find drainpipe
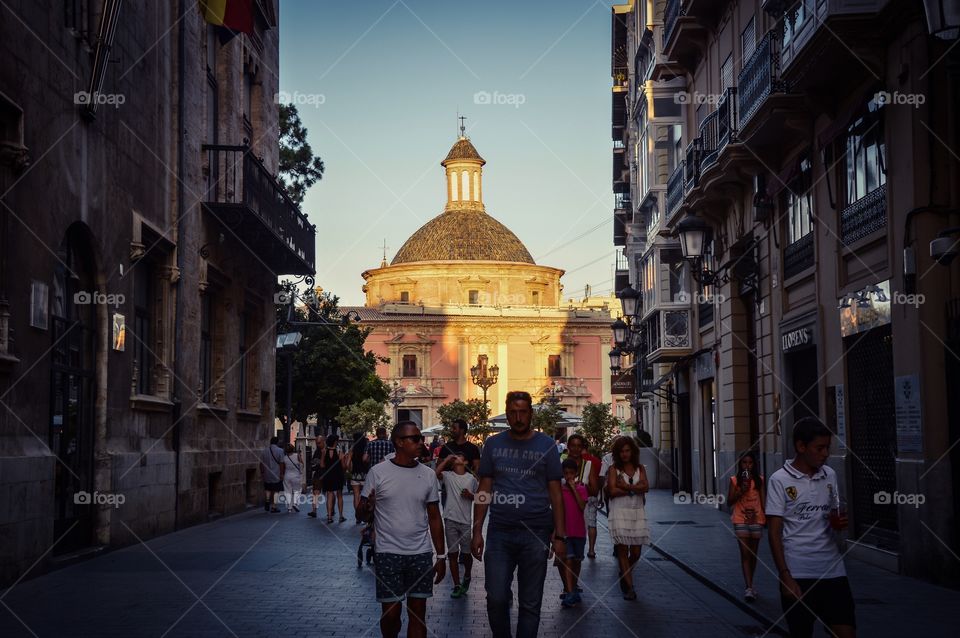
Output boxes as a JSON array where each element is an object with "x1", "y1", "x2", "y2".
[{"x1": 172, "y1": 0, "x2": 187, "y2": 530}]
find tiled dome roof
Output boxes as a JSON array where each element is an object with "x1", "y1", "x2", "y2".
[
  {"x1": 392, "y1": 209, "x2": 534, "y2": 265},
  {"x1": 443, "y1": 137, "x2": 485, "y2": 164}
]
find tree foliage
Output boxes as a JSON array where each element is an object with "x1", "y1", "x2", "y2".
[
  {"x1": 278, "y1": 103, "x2": 325, "y2": 206},
  {"x1": 337, "y1": 398, "x2": 391, "y2": 437},
  {"x1": 436, "y1": 399, "x2": 494, "y2": 441},
  {"x1": 531, "y1": 401, "x2": 564, "y2": 437},
  {"x1": 275, "y1": 284, "x2": 388, "y2": 432},
  {"x1": 578, "y1": 402, "x2": 621, "y2": 458}
]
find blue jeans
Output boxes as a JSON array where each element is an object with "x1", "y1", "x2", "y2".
[{"x1": 484, "y1": 525, "x2": 552, "y2": 638}]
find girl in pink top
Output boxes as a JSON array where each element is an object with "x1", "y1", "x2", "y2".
[
  {"x1": 558, "y1": 458, "x2": 588, "y2": 608},
  {"x1": 727, "y1": 450, "x2": 766, "y2": 602}
]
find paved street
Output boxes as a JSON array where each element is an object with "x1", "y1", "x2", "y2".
[
  {"x1": 3, "y1": 489, "x2": 957, "y2": 637},
  {"x1": 1, "y1": 491, "x2": 765, "y2": 638}
]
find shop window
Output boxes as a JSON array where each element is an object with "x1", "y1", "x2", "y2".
[
  {"x1": 402, "y1": 354, "x2": 418, "y2": 378},
  {"x1": 548, "y1": 355, "x2": 562, "y2": 378}
]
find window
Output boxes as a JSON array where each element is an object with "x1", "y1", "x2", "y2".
[
  {"x1": 548, "y1": 355, "x2": 562, "y2": 378},
  {"x1": 531, "y1": 291, "x2": 540, "y2": 306},
  {"x1": 720, "y1": 54, "x2": 734, "y2": 92},
  {"x1": 741, "y1": 17, "x2": 756, "y2": 62},
  {"x1": 845, "y1": 107, "x2": 886, "y2": 204},
  {"x1": 468, "y1": 290, "x2": 479, "y2": 305},
  {"x1": 238, "y1": 313, "x2": 248, "y2": 409},
  {"x1": 200, "y1": 294, "x2": 213, "y2": 403},
  {"x1": 402, "y1": 354, "x2": 418, "y2": 378},
  {"x1": 787, "y1": 157, "x2": 814, "y2": 243},
  {"x1": 243, "y1": 69, "x2": 254, "y2": 139},
  {"x1": 399, "y1": 291, "x2": 410, "y2": 303},
  {"x1": 133, "y1": 263, "x2": 154, "y2": 395},
  {"x1": 663, "y1": 249, "x2": 688, "y2": 302}
]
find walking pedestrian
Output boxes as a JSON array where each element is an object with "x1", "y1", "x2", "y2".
[
  {"x1": 358, "y1": 422, "x2": 445, "y2": 638},
  {"x1": 564, "y1": 434, "x2": 601, "y2": 559},
  {"x1": 606, "y1": 436, "x2": 650, "y2": 601},
  {"x1": 766, "y1": 417, "x2": 856, "y2": 638},
  {"x1": 308, "y1": 434, "x2": 326, "y2": 518},
  {"x1": 350, "y1": 432, "x2": 370, "y2": 524},
  {"x1": 282, "y1": 443, "x2": 304, "y2": 513},
  {"x1": 259, "y1": 435, "x2": 285, "y2": 513},
  {"x1": 471, "y1": 390, "x2": 565, "y2": 638},
  {"x1": 435, "y1": 454, "x2": 478, "y2": 598},
  {"x1": 368, "y1": 426, "x2": 395, "y2": 466},
  {"x1": 727, "y1": 450, "x2": 766, "y2": 601},
  {"x1": 438, "y1": 419, "x2": 481, "y2": 473},
  {"x1": 558, "y1": 458, "x2": 588, "y2": 608},
  {"x1": 321, "y1": 434, "x2": 347, "y2": 523}
]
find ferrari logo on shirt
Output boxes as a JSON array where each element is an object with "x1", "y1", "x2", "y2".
[{"x1": 785, "y1": 486, "x2": 798, "y2": 501}]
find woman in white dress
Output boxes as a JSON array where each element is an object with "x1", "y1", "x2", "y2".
[
  {"x1": 282, "y1": 444, "x2": 304, "y2": 513},
  {"x1": 606, "y1": 436, "x2": 650, "y2": 600}
]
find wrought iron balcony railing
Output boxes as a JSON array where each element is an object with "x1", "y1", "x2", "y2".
[
  {"x1": 666, "y1": 159, "x2": 685, "y2": 222},
  {"x1": 737, "y1": 31, "x2": 785, "y2": 130},
  {"x1": 684, "y1": 140, "x2": 701, "y2": 193},
  {"x1": 783, "y1": 232, "x2": 815, "y2": 279},
  {"x1": 202, "y1": 144, "x2": 316, "y2": 275},
  {"x1": 840, "y1": 186, "x2": 886, "y2": 246}
]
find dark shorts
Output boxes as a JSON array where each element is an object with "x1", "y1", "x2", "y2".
[
  {"x1": 263, "y1": 481, "x2": 282, "y2": 492},
  {"x1": 565, "y1": 537, "x2": 586, "y2": 560},
  {"x1": 374, "y1": 552, "x2": 435, "y2": 603},
  {"x1": 780, "y1": 576, "x2": 856, "y2": 637}
]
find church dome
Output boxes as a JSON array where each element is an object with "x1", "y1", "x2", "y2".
[
  {"x1": 443, "y1": 137, "x2": 485, "y2": 165},
  {"x1": 391, "y1": 208, "x2": 535, "y2": 265}
]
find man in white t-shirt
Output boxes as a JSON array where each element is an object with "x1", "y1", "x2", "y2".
[
  {"x1": 435, "y1": 453, "x2": 478, "y2": 598},
  {"x1": 766, "y1": 417, "x2": 855, "y2": 638},
  {"x1": 359, "y1": 422, "x2": 445, "y2": 638}
]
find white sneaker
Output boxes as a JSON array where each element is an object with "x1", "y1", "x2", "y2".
[{"x1": 744, "y1": 587, "x2": 757, "y2": 602}]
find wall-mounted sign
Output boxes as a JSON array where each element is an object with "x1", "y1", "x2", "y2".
[
  {"x1": 781, "y1": 326, "x2": 815, "y2": 353},
  {"x1": 611, "y1": 369, "x2": 635, "y2": 396},
  {"x1": 894, "y1": 374, "x2": 923, "y2": 454},
  {"x1": 840, "y1": 280, "x2": 892, "y2": 337}
]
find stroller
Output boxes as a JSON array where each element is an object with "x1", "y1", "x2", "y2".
[{"x1": 357, "y1": 522, "x2": 375, "y2": 568}]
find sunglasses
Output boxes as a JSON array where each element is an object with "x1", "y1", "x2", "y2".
[{"x1": 397, "y1": 434, "x2": 423, "y2": 443}]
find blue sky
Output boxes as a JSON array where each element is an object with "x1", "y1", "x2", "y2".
[{"x1": 279, "y1": 0, "x2": 617, "y2": 305}]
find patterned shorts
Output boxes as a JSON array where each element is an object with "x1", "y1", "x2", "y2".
[
  {"x1": 584, "y1": 496, "x2": 598, "y2": 527},
  {"x1": 374, "y1": 552, "x2": 435, "y2": 602}
]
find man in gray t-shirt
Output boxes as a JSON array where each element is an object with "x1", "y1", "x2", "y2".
[
  {"x1": 259, "y1": 436, "x2": 285, "y2": 513},
  {"x1": 471, "y1": 391, "x2": 565, "y2": 638}
]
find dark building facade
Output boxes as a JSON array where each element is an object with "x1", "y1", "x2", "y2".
[{"x1": 0, "y1": 0, "x2": 315, "y2": 585}]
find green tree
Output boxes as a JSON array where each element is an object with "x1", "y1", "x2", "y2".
[
  {"x1": 531, "y1": 401, "x2": 564, "y2": 437},
  {"x1": 275, "y1": 284, "x2": 388, "y2": 433},
  {"x1": 279, "y1": 103, "x2": 325, "y2": 206},
  {"x1": 579, "y1": 402, "x2": 621, "y2": 458},
  {"x1": 337, "y1": 398, "x2": 391, "y2": 437},
  {"x1": 436, "y1": 399, "x2": 494, "y2": 441}
]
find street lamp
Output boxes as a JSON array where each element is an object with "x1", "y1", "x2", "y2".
[
  {"x1": 388, "y1": 380, "x2": 406, "y2": 425},
  {"x1": 677, "y1": 212, "x2": 759, "y2": 288},
  {"x1": 276, "y1": 331, "x2": 302, "y2": 445},
  {"x1": 470, "y1": 354, "x2": 499, "y2": 406},
  {"x1": 611, "y1": 285, "x2": 649, "y2": 434}
]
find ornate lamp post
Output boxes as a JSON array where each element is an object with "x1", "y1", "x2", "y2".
[
  {"x1": 610, "y1": 286, "x2": 646, "y2": 433},
  {"x1": 389, "y1": 380, "x2": 406, "y2": 424},
  {"x1": 470, "y1": 354, "x2": 499, "y2": 406}
]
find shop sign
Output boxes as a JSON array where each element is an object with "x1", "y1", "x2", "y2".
[{"x1": 781, "y1": 326, "x2": 814, "y2": 353}]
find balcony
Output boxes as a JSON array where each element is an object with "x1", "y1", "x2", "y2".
[
  {"x1": 663, "y1": 0, "x2": 708, "y2": 69},
  {"x1": 202, "y1": 144, "x2": 316, "y2": 275},
  {"x1": 666, "y1": 159, "x2": 685, "y2": 222},
  {"x1": 614, "y1": 212, "x2": 628, "y2": 246},
  {"x1": 612, "y1": 76, "x2": 628, "y2": 140},
  {"x1": 840, "y1": 186, "x2": 886, "y2": 246},
  {"x1": 615, "y1": 249, "x2": 630, "y2": 292},
  {"x1": 644, "y1": 307, "x2": 693, "y2": 363},
  {"x1": 683, "y1": 141, "x2": 701, "y2": 193},
  {"x1": 783, "y1": 232, "x2": 815, "y2": 279},
  {"x1": 737, "y1": 31, "x2": 786, "y2": 134}
]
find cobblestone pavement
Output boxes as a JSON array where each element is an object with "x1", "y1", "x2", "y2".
[
  {"x1": 643, "y1": 490, "x2": 960, "y2": 638},
  {"x1": 0, "y1": 492, "x2": 773, "y2": 638}
]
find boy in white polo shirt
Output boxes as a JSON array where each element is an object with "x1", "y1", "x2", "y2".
[{"x1": 766, "y1": 417, "x2": 856, "y2": 638}]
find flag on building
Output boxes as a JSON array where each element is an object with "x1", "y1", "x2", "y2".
[{"x1": 201, "y1": 0, "x2": 253, "y2": 35}]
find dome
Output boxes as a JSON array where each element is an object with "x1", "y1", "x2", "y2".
[
  {"x1": 392, "y1": 209, "x2": 534, "y2": 265},
  {"x1": 443, "y1": 137, "x2": 485, "y2": 165}
]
